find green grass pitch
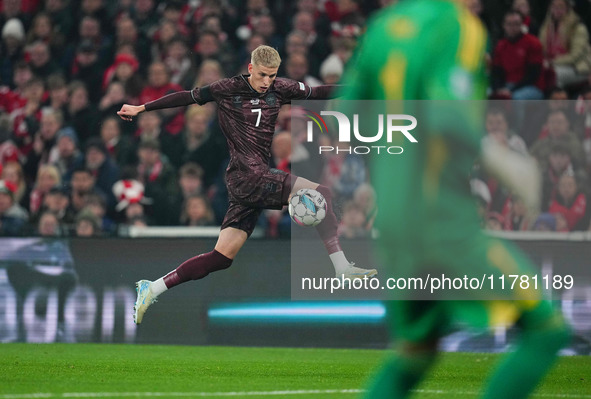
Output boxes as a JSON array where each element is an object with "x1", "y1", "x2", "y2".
[{"x1": 0, "y1": 344, "x2": 589, "y2": 398}]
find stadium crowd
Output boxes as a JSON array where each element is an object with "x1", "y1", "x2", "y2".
[{"x1": 0, "y1": 0, "x2": 591, "y2": 237}]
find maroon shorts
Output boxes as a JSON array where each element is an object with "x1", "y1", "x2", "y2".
[{"x1": 221, "y1": 168, "x2": 291, "y2": 236}]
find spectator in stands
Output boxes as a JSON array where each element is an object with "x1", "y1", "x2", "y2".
[
  {"x1": 0, "y1": 179, "x2": 28, "y2": 236},
  {"x1": 131, "y1": 0, "x2": 159, "y2": 38},
  {"x1": 181, "y1": 194, "x2": 216, "y2": 226},
  {"x1": 539, "y1": 142, "x2": 585, "y2": 211},
  {"x1": 26, "y1": 12, "x2": 65, "y2": 59},
  {"x1": 46, "y1": 74, "x2": 68, "y2": 112},
  {"x1": 531, "y1": 109, "x2": 586, "y2": 168},
  {"x1": 81, "y1": 138, "x2": 120, "y2": 210},
  {"x1": 291, "y1": 11, "x2": 328, "y2": 76},
  {"x1": 29, "y1": 164, "x2": 61, "y2": 216},
  {"x1": 0, "y1": 112, "x2": 19, "y2": 166},
  {"x1": 70, "y1": 40, "x2": 103, "y2": 105},
  {"x1": 36, "y1": 210, "x2": 63, "y2": 236},
  {"x1": 199, "y1": 14, "x2": 229, "y2": 50},
  {"x1": 136, "y1": 110, "x2": 183, "y2": 169},
  {"x1": 162, "y1": 37, "x2": 196, "y2": 90},
  {"x1": 136, "y1": 139, "x2": 178, "y2": 225},
  {"x1": 170, "y1": 162, "x2": 205, "y2": 224},
  {"x1": 485, "y1": 211, "x2": 505, "y2": 231},
  {"x1": 338, "y1": 200, "x2": 370, "y2": 238},
  {"x1": 0, "y1": 18, "x2": 25, "y2": 86},
  {"x1": 23, "y1": 108, "x2": 63, "y2": 179},
  {"x1": 113, "y1": 16, "x2": 151, "y2": 73},
  {"x1": 139, "y1": 61, "x2": 185, "y2": 135},
  {"x1": 513, "y1": 0, "x2": 539, "y2": 36},
  {"x1": 501, "y1": 195, "x2": 530, "y2": 231},
  {"x1": 525, "y1": 87, "x2": 573, "y2": 145},
  {"x1": 44, "y1": 0, "x2": 73, "y2": 41},
  {"x1": 491, "y1": 11, "x2": 545, "y2": 100},
  {"x1": 160, "y1": 3, "x2": 189, "y2": 39},
  {"x1": 53, "y1": 126, "x2": 82, "y2": 182},
  {"x1": 178, "y1": 163, "x2": 205, "y2": 198},
  {"x1": 193, "y1": 30, "x2": 236, "y2": 76},
  {"x1": 151, "y1": 19, "x2": 180, "y2": 62},
  {"x1": 64, "y1": 81, "x2": 99, "y2": 146},
  {"x1": 539, "y1": 0, "x2": 591, "y2": 88},
  {"x1": 328, "y1": 0, "x2": 365, "y2": 40},
  {"x1": 69, "y1": 15, "x2": 111, "y2": 70},
  {"x1": 39, "y1": 184, "x2": 74, "y2": 226},
  {"x1": 319, "y1": 53, "x2": 343, "y2": 85},
  {"x1": 1, "y1": 161, "x2": 28, "y2": 209},
  {"x1": 100, "y1": 116, "x2": 136, "y2": 169},
  {"x1": 289, "y1": 0, "x2": 332, "y2": 38},
  {"x1": 251, "y1": 14, "x2": 282, "y2": 51},
  {"x1": 193, "y1": 59, "x2": 225, "y2": 88},
  {"x1": 181, "y1": 105, "x2": 227, "y2": 187},
  {"x1": 84, "y1": 192, "x2": 115, "y2": 234},
  {"x1": 10, "y1": 77, "x2": 44, "y2": 156},
  {"x1": 78, "y1": 0, "x2": 111, "y2": 37},
  {"x1": 69, "y1": 166, "x2": 105, "y2": 215},
  {"x1": 321, "y1": 139, "x2": 366, "y2": 200},
  {"x1": 0, "y1": 61, "x2": 31, "y2": 114},
  {"x1": 27, "y1": 40, "x2": 62, "y2": 79},
  {"x1": 74, "y1": 208, "x2": 101, "y2": 237},
  {"x1": 485, "y1": 107, "x2": 528, "y2": 155},
  {"x1": 102, "y1": 52, "x2": 143, "y2": 103},
  {"x1": 0, "y1": 0, "x2": 32, "y2": 31},
  {"x1": 548, "y1": 171, "x2": 589, "y2": 230},
  {"x1": 98, "y1": 80, "x2": 128, "y2": 120},
  {"x1": 285, "y1": 52, "x2": 322, "y2": 87}
]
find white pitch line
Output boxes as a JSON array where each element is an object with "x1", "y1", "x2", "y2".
[
  {"x1": 1, "y1": 389, "x2": 590, "y2": 399},
  {"x1": 0, "y1": 390, "x2": 362, "y2": 399}
]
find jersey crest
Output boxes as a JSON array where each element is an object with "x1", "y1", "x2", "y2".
[{"x1": 265, "y1": 93, "x2": 277, "y2": 106}]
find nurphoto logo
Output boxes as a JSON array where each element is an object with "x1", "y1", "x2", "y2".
[{"x1": 304, "y1": 110, "x2": 418, "y2": 154}]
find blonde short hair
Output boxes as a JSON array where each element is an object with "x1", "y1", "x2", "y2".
[{"x1": 251, "y1": 45, "x2": 282, "y2": 68}]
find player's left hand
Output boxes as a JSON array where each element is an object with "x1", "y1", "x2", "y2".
[{"x1": 117, "y1": 104, "x2": 144, "y2": 121}]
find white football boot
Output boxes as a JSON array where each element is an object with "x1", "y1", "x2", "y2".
[
  {"x1": 134, "y1": 280, "x2": 158, "y2": 324},
  {"x1": 339, "y1": 263, "x2": 378, "y2": 279}
]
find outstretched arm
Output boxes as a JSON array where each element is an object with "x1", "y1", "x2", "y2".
[
  {"x1": 309, "y1": 85, "x2": 343, "y2": 99},
  {"x1": 117, "y1": 91, "x2": 196, "y2": 121}
]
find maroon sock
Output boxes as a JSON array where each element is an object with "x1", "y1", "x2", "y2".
[
  {"x1": 315, "y1": 185, "x2": 342, "y2": 254},
  {"x1": 163, "y1": 250, "x2": 233, "y2": 288}
]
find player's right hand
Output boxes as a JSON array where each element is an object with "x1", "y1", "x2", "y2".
[{"x1": 117, "y1": 104, "x2": 144, "y2": 121}]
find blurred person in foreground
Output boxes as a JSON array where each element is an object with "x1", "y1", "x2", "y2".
[{"x1": 340, "y1": 0, "x2": 570, "y2": 398}]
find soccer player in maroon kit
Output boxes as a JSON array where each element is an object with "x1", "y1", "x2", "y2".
[{"x1": 118, "y1": 46, "x2": 377, "y2": 324}]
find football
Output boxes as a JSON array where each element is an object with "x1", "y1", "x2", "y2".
[{"x1": 288, "y1": 188, "x2": 327, "y2": 227}]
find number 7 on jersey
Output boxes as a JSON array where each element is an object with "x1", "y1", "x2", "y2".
[{"x1": 252, "y1": 108, "x2": 262, "y2": 127}]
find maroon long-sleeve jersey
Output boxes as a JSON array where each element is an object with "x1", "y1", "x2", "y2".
[{"x1": 187, "y1": 75, "x2": 332, "y2": 177}]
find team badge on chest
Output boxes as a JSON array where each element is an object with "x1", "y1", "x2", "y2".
[{"x1": 264, "y1": 93, "x2": 277, "y2": 106}]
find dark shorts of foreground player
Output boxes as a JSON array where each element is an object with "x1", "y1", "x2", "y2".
[{"x1": 222, "y1": 168, "x2": 290, "y2": 236}]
